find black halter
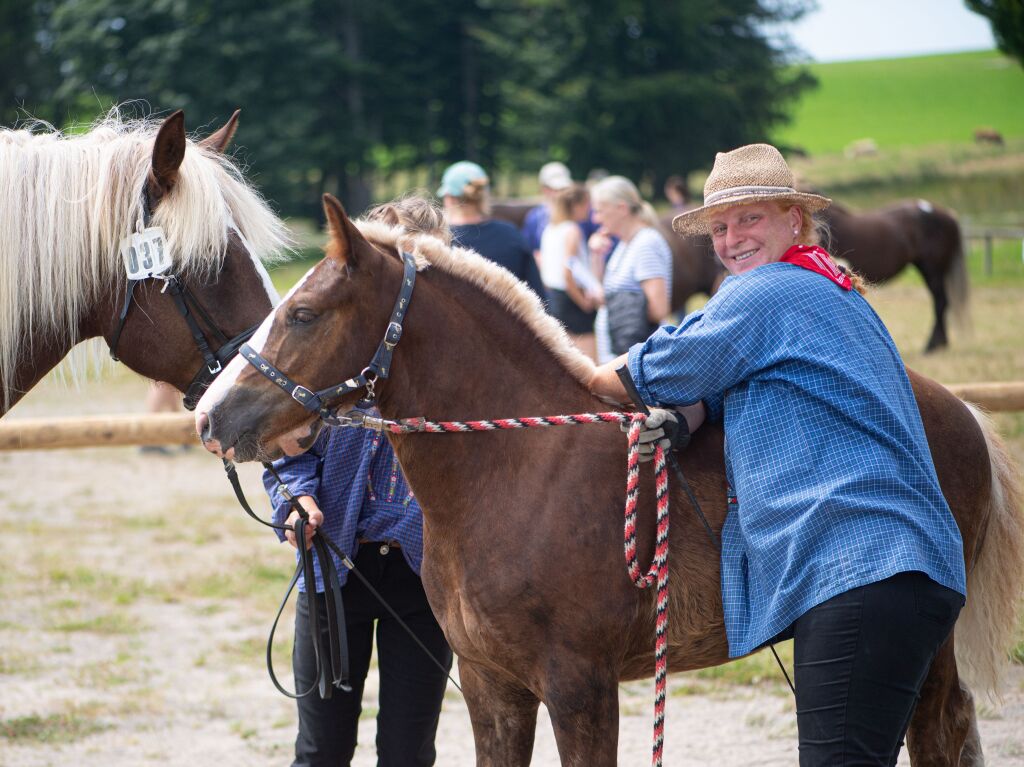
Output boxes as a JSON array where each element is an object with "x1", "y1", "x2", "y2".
[
  {"x1": 107, "y1": 190, "x2": 261, "y2": 411},
  {"x1": 240, "y1": 250, "x2": 417, "y2": 419}
]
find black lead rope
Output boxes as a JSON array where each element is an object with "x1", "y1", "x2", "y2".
[
  {"x1": 222, "y1": 459, "x2": 460, "y2": 698},
  {"x1": 614, "y1": 367, "x2": 797, "y2": 697}
]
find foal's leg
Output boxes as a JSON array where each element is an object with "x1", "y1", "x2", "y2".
[
  {"x1": 544, "y1": 663, "x2": 621, "y2": 766},
  {"x1": 906, "y1": 635, "x2": 982, "y2": 766},
  {"x1": 459, "y1": 658, "x2": 540, "y2": 767}
]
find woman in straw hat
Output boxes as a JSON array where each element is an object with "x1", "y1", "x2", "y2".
[{"x1": 588, "y1": 144, "x2": 966, "y2": 764}]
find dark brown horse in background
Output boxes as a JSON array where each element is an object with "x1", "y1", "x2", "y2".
[
  {"x1": 491, "y1": 201, "x2": 724, "y2": 314},
  {"x1": 0, "y1": 110, "x2": 289, "y2": 416},
  {"x1": 821, "y1": 199, "x2": 968, "y2": 352},
  {"x1": 197, "y1": 197, "x2": 1022, "y2": 765}
]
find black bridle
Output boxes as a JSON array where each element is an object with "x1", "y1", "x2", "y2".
[
  {"x1": 239, "y1": 250, "x2": 417, "y2": 417},
  {"x1": 107, "y1": 191, "x2": 261, "y2": 410}
]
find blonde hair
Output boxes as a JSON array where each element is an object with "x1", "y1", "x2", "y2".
[
  {"x1": 550, "y1": 183, "x2": 589, "y2": 225},
  {"x1": 368, "y1": 195, "x2": 452, "y2": 245},
  {"x1": 781, "y1": 201, "x2": 867, "y2": 295},
  {"x1": 591, "y1": 175, "x2": 659, "y2": 228}
]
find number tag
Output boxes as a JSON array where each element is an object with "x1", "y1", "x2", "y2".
[{"x1": 119, "y1": 227, "x2": 171, "y2": 280}]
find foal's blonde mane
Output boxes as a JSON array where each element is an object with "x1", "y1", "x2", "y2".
[
  {"x1": 355, "y1": 219, "x2": 596, "y2": 385},
  {"x1": 0, "y1": 110, "x2": 290, "y2": 407}
]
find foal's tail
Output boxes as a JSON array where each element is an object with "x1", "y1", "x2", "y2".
[{"x1": 955, "y1": 403, "x2": 1024, "y2": 698}]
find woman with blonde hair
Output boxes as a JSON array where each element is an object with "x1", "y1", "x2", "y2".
[
  {"x1": 589, "y1": 144, "x2": 964, "y2": 765},
  {"x1": 539, "y1": 183, "x2": 601, "y2": 358},
  {"x1": 588, "y1": 175, "x2": 672, "y2": 361}
]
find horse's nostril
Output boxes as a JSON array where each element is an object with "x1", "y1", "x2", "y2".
[{"x1": 197, "y1": 411, "x2": 212, "y2": 442}]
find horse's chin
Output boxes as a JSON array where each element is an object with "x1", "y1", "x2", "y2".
[{"x1": 271, "y1": 417, "x2": 323, "y2": 457}]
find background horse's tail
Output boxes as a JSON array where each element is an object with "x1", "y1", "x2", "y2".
[
  {"x1": 955, "y1": 403, "x2": 1024, "y2": 698},
  {"x1": 946, "y1": 215, "x2": 971, "y2": 333}
]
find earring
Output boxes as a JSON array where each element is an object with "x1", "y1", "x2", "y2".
[{"x1": 793, "y1": 229, "x2": 799, "y2": 235}]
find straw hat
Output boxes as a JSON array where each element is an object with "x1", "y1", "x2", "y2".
[{"x1": 672, "y1": 144, "x2": 830, "y2": 235}]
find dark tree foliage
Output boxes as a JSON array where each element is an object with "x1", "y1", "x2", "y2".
[
  {"x1": 966, "y1": 0, "x2": 1024, "y2": 65},
  {"x1": 0, "y1": 0, "x2": 62, "y2": 126},
  {"x1": 9, "y1": 0, "x2": 815, "y2": 215}
]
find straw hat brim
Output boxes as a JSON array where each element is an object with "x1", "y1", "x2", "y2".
[{"x1": 672, "y1": 189, "x2": 831, "y2": 236}]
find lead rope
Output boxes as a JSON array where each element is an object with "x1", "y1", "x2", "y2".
[{"x1": 340, "y1": 409, "x2": 669, "y2": 767}]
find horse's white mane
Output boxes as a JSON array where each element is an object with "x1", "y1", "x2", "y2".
[
  {"x1": 0, "y1": 109, "x2": 291, "y2": 407},
  {"x1": 355, "y1": 219, "x2": 597, "y2": 386}
]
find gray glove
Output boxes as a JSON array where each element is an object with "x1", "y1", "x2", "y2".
[{"x1": 620, "y1": 407, "x2": 690, "y2": 462}]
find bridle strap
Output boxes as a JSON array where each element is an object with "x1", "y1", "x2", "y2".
[
  {"x1": 107, "y1": 190, "x2": 261, "y2": 411},
  {"x1": 181, "y1": 324, "x2": 261, "y2": 411},
  {"x1": 240, "y1": 250, "x2": 418, "y2": 420}
]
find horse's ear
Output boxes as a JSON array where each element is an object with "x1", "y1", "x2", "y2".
[
  {"x1": 199, "y1": 109, "x2": 240, "y2": 154},
  {"x1": 322, "y1": 193, "x2": 365, "y2": 269},
  {"x1": 149, "y1": 110, "x2": 187, "y2": 202}
]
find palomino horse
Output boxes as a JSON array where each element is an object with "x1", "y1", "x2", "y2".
[
  {"x1": 0, "y1": 109, "x2": 289, "y2": 416},
  {"x1": 821, "y1": 199, "x2": 967, "y2": 353},
  {"x1": 197, "y1": 197, "x2": 1022, "y2": 766}
]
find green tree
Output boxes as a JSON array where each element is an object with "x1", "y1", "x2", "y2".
[
  {"x1": 478, "y1": 0, "x2": 816, "y2": 191},
  {"x1": 0, "y1": 0, "x2": 62, "y2": 126},
  {"x1": 966, "y1": 0, "x2": 1024, "y2": 65}
]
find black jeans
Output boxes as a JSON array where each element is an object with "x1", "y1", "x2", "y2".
[
  {"x1": 292, "y1": 544, "x2": 452, "y2": 767},
  {"x1": 773, "y1": 571, "x2": 963, "y2": 766}
]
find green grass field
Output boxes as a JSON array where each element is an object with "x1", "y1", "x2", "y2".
[{"x1": 773, "y1": 50, "x2": 1024, "y2": 155}]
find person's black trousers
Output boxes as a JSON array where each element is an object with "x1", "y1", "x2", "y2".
[
  {"x1": 291, "y1": 544, "x2": 452, "y2": 767},
  {"x1": 773, "y1": 571, "x2": 963, "y2": 766}
]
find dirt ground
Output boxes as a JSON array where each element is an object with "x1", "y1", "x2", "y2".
[{"x1": 2, "y1": 344, "x2": 1023, "y2": 765}]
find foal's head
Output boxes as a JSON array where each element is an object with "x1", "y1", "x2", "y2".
[{"x1": 196, "y1": 195, "x2": 419, "y2": 461}]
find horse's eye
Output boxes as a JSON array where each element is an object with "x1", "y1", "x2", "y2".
[{"x1": 289, "y1": 308, "x2": 317, "y2": 325}]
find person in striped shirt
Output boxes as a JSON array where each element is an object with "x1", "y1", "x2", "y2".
[{"x1": 588, "y1": 144, "x2": 966, "y2": 765}]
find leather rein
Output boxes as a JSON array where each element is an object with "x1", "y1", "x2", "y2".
[{"x1": 107, "y1": 189, "x2": 260, "y2": 411}]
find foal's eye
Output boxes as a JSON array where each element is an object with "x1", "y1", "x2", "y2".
[{"x1": 289, "y1": 308, "x2": 317, "y2": 325}]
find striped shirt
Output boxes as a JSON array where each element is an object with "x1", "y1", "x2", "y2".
[
  {"x1": 602, "y1": 226, "x2": 673, "y2": 302},
  {"x1": 263, "y1": 413, "x2": 423, "y2": 592},
  {"x1": 626, "y1": 262, "x2": 966, "y2": 656}
]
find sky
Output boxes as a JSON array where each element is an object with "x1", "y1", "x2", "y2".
[{"x1": 779, "y1": 0, "x2": 997, "y2": 63}]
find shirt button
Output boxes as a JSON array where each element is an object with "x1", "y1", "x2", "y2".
[{"x1": 379, "y1": 544, "x2": 390, "y2": 556}]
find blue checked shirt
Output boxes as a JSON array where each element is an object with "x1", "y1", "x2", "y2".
[
  {"x1": 627, "y1": 262, "x2": 966, "y2": 657},
  {"x1": 263, "y1": 413, "x2": 424, "y2": 593}
]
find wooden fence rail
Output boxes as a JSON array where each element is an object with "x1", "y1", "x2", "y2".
[{"x1": 1, "y1": 381, "x2": 1023, "y2": 452}]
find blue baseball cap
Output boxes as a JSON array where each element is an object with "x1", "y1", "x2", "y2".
[{"x1": 436, "y1": 161, "x2": 488, "y2": 198}]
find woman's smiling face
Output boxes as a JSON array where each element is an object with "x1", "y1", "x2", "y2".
[{"x1": 709, "y1": 202, "x2": 803, "y2": 276}]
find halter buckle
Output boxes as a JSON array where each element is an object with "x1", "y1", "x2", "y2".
[
  {"x1": 207, "y1": 360, "x2": 223, "y2": 375},
  {"x1": 383, "y1": 321, "x2": 403, "y2": 351},
  {"x1": 291, "y1": 385, "x2": 315, "y2": 404}
]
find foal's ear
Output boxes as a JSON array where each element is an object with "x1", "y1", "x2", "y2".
[
  {"x1": 322, "y1": 193, "x2": 367, "y2": 269},
  {"x1": 149, "y1": 110, "x2": 187, "y2": 202},
  {"x1": 199, "y1": 109, "x2": 241, "y2": 154}
]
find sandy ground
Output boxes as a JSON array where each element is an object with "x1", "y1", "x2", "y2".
[{"x1": 1, "y1": 370, "x2": 1023, "y2": 766}]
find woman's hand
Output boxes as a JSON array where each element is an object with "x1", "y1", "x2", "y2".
[
  {"x1": 588, "y1": 229, "x2": 613, "y2": 259},
  {"x1": 284, "y1": 495, "x2": 323, "y2": 550},
  {"x1": 588, "y1": 355, "x2": 631, "y2": 402}
]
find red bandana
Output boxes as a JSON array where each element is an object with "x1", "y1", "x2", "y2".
[{"x1": 778, "y1": 245, "x2": 852, "y2": 291}]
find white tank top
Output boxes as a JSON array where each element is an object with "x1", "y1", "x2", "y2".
[{"x1": 539, "y1": 220, "x2": 584, "y2": 290}]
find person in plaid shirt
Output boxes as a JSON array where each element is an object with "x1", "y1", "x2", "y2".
[
  {"x1": 264, "y1": 199, "x2": 452, "y2": 767},
  {"x1": 589, "y1": 144, "x2": 966, "y2": 765}
]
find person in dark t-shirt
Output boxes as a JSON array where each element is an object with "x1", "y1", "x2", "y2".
[{"x1": 437, "y1": 160, "x2": 546, "y2": 302}]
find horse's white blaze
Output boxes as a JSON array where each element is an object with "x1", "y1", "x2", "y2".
[
  {"x1": 195, "y1": 266, "x2": 314, "y2": 420},
  {"x1": 235, "y1": 225, "x2": 281, "y2": 305}
]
